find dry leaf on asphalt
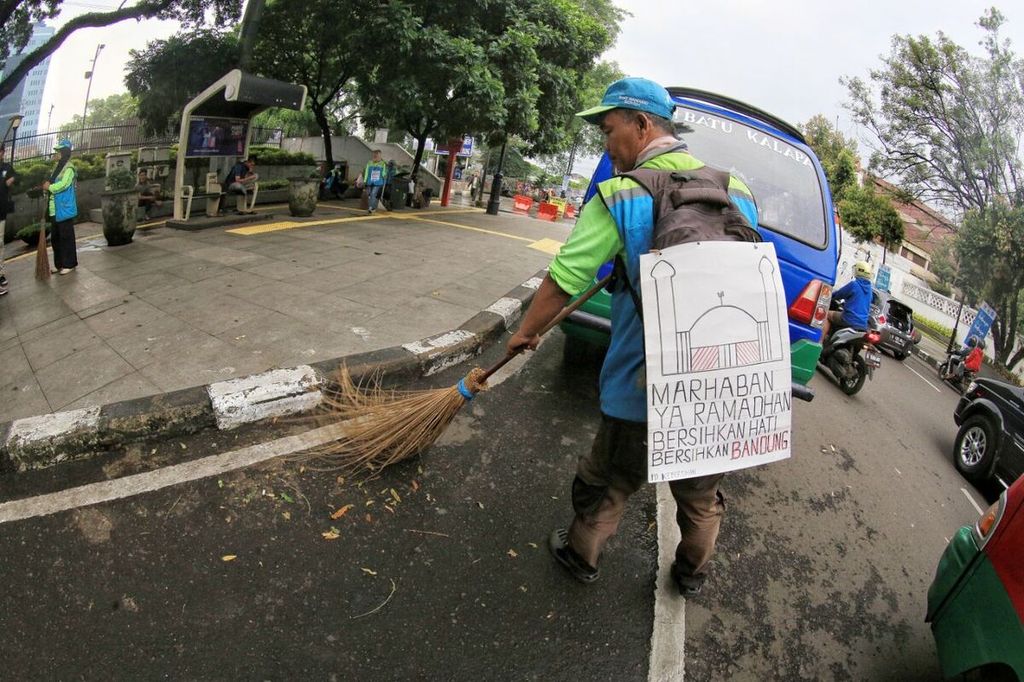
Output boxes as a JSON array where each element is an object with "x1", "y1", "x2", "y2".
[
  {"x1": 361, "y1": 567, "x2": 378, "y2": 576},
  {"x1": 527, "y1": 542, "x2": 538, "y2": 549},
  {"x1": 390, "y1": 488, "x2": 402, "y2": 503},
  {"x1": 331, "y1": 504, "x2": 354, "y2": 520},
  {"x1": 222, "y1": 555, "x2": 237, "y2": 562},
  {"x1": 282, "y1": 511, "x2": 291, "y2": 521},
  {"x1": 411, "y1": 480, "x2": 420, "y2": 492},
  {"x1": 507, "y1": 549, "x2": 518, "y2": 558},
  {"x1": 322, "y1": 528, "x2": 340, "y2": 540}
]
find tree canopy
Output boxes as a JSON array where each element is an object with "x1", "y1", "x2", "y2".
[
  {"x1": 843, "y1": 8, "x2": 1024, "y2": 214},
  {"x1": 125, "y1": 29, "x2": 239, "y2": 136},
  {"x1": 0, "y1": 0, "x2": 242, "y2": 102},
  {"x1": 801, "y1": 114, "x2": 858, "y2": 203},
  {"x1": 58, "y1": 93, "x2": 139, "y2": 132}
]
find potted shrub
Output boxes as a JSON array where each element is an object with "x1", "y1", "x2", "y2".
[
  {"x1": 15, "y1": 221, "x2": 50, "y2": 246},
  {"x1": 288, "y1": 167, "x2": 320, "y2": 217},
  {"x1": 100, "y1": 168, "x2": 138, "y2": 246}
]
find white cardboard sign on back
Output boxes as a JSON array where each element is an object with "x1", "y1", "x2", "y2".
[{"x1": 639, "y1": 241, "x2": 793, "y2": 483}]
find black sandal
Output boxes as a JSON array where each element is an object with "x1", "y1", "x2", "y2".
[{"x1": 548, "y1": 529, "x2": 599, "y2": 584}]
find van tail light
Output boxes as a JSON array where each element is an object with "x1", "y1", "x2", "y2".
[
  {"x1": 877, "y1": 314, "x2": 887, "y2": 326},
  {"x1": 865, "y1": 331, "x2": 881, "y2": 344},
  {"x1": 788, "y1": 280, "x2": 832, "y2": 329}
]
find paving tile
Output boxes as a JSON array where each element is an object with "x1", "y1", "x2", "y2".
[
  {"x1": 137, "y1": 338, "x2": 276, "y2": 393},
  {"x1": 238, "y1": 259, "x2": 313, "y2": 281},
  {"x1": 35, "y1": 343, "x2": 136, "y2": 410},
  {"x1": 62, "y1": 372, "x2": 162, "y2": 411},
  {"x1": 0, "y1": 375, "x2": 52, "y2": 422},
  {"x1": 167, "y1": 294, "x2": 268, "y2": 336},
  {"x1": 82, "y1": 299, "x2": 166, "y2": 339},
  {"x1": 104, "y1": 316, "x2": 209, "y2": 369},
  {"x1": 51, "y1": 275, "x2": 131, "y2": 314},
  {"x1": 117, "y1": 271, "x2": 192, "y2": 296},
  {"x1": 191, "y1": 245, "x2": 268, "y2": 267},
  {"x1": 11, "y1": 298, "x2": 75, "y2": 335},
  {"x1": 172, "y1": 261, "x2": 236, "y2": 283},
  {"x1": 19, "y1": 315, "x2": 104, "y2": 372},
  {"x1": 0, "y1": 341, "x2": 33, "y2": 385}
]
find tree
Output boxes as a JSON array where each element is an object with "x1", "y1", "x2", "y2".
[
  {"x1": 125, "y1": 29, "x2": 239, "y2": 136},
  {"x1": 58, "y1": 93, "x2": 139, "y2": 132},
  {"x1": 837, "y1": 184, "x2": 904, "y2": 254},
  {"x1": 954, "y1": 203, "x2": 1024, "y2": 367},
  {"x1": 801, "y1": 114, "x2": 858, "y2": 202},
  {"x1": 252, "y1": 0, "x2": 381, "y2": 170},
  {"x1": 843, "y1": 8, "x2": 1024, "y2": 215},
  {"x1": 356, "y1": 0, "x2": 508, "y2": 180},
  {"x1": 0, "y1": 0, "x2": 242, "y2": 102}
]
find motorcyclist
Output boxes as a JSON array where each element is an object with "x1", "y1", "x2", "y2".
[
  {"x1": 943, "y1": 336, "x2": 983, "y2": 383},
  {"x1": 823, "y1": 260, "x2": 874, "y2": 342}
]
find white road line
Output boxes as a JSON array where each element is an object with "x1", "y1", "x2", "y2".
[
  {"x1": 961, "y1": 488, "x2": 985, "y2": 516},
  {"x1": 0, "y1": 423, "x2": 347, "y2": 525},
  {"x1": 649, "y1": 485, "x2": 686, "y2": 682},
  {"x1": 905, "y1": 363, "x2": 942, "y2": 393}
]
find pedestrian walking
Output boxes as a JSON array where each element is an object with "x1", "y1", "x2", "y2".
[
  {"x1": 41, "y1": 139, "x2": 78, "y2": 275},
  {"x1": 0, "y1": 143, "x2": 16, "y2": 295},
  {"x1": 362, "y1": 150, "x2": 388, "y2": 214},
  {"x1": 507, "y1": 78, "x2": 759, "y2": 595}
]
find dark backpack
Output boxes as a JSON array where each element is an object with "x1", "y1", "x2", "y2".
[{"x1": 612, "y1": 165, "x2": 762, "y2": 319}]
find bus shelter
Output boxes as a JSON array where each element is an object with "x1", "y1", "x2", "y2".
[{"x1": 173, "y1": 69, "x2": 306, "y2": 220}]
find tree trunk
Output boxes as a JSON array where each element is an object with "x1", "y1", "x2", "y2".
[
  {"x1": 1007, "y1": 344, "x2": 1024, "y2": 373},
  {"x1": 410, "y1": 133, "x2": 427, "y2": 179},
  {"x1": 237, "y1": 0, "x2": 267, "y2": 71},
  {"x1": 313, "y1": 105, "x2": 334, "y2": 171}
]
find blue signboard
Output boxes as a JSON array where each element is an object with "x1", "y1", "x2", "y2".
[
  {"x1": 964, "y1": 302, "x2": 996, "y2": 347},
  {"x1": 433, "y1": 135, "x2": 474, "y2": 157},
  {"x1": 875, "y1": 264, "x2": 892, "y2": 293}
]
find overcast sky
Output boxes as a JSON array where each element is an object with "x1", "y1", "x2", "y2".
[{"x1": 32, "y1": 0, "x2": 1024, "y2": 169}]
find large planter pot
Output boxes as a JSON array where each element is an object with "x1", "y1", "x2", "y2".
[
  {"x1": 288, "y1": 178, "x2": 319, "y2": 217},
  {"x1": 101, "y1": 189, "x2": 139, "y2": 246}
]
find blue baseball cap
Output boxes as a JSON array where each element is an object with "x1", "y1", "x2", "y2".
[
  {"x1": 53, "y1": 138, "x2": 73, "y2": 151},
  {"x1": 576, "y1": 77, "x2": 676, "y2": 124}
]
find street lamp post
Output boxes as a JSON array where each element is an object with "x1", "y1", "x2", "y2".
[
  {"x1": 81, "y1": 43, "x2": 105, "y2": 149},
  {"x1": 485, "y1": 139, "x2": 508, "y2": 216},
  {"x1": 6, "y1": 113, "x2": 24, "y2": 163}
]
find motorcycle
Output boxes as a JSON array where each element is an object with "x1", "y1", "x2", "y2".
[
  {"x1": 937, "y1": 351, "x2": 976, "y2": 394},
  {"x1": 818, "y1": 304, "x2": 884, "y2": 396}
]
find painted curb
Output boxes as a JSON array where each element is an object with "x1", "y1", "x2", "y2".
[{"x1": 0, "y1": 269, "x2": 543, "y2": 475}]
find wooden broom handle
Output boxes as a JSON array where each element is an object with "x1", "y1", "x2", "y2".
[{"x1": 480, "y1": 272, "x2": 614, "y2": 381}]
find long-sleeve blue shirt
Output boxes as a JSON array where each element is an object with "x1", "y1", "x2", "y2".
[{"x1": 833, "y1": 277, "x2": 873, "y2": 330}]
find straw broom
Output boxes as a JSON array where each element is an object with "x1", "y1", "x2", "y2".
[
  {"x1": 297, "y1": 273, "x2": 613, "y2": 474},
  {"x1": 35, "y1": 190, "x2": 50, "y2": 281}
]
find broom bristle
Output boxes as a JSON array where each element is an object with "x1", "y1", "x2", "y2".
[
  {"x1": 290, "y1": 365, "x2": 487, "y2": 474},
  {"x1": 35, "y1": 225, "x2": 50, "y2": 281}
]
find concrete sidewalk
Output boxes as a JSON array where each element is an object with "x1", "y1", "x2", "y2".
[{"x1": 0, "y1": 199, "x2": 571, "y2": 464}]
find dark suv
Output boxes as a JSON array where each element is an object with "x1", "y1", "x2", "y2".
[
  {"x1": 870, "y1": 291, "x2": 916, "y2": 361},
  {"x1": 953, "y1": 378, "x2": 1024, "y2": 485}
]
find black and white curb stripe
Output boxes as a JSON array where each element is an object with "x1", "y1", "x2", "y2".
[{"x1": 0, "y1": 270, "x2": 544, "y2": 475}]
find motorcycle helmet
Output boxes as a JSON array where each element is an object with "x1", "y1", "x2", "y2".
[
  {"x1": 853, "y1": 260, "x2": 873, "y2": 280},
  {"x1": 967, "y1": 336, "x2": 979, "y2": 348}
]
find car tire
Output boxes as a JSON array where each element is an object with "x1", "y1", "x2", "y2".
[
  {"x1": 954, "y1": 415, "x2": 997, "y2": 482},
  {"x1": 894, "y1": 351, "x2": 907, "y2": 361}
]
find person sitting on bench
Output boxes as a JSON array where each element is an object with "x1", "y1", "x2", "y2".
[
  {"x1": 223, "y1": 157, "x2": 258, "y2": 214},
  {"x1": 136, "y1": 168, "x2": 163, "y2": 219}
]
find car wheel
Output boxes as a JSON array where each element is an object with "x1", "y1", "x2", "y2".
[
  {"x1": 954, "y1": 415, "x2": 997, "y2": 482},
  {"x1": 894, "y1": 351, "x2": 907, "y2": 361},
  {"x1": 838, "y1": 356, "x2": 867, "y2": 395}
]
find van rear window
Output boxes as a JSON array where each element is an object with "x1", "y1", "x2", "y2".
[{"x1": 673, "y1": 105, "x2": 828, "y2": 248}]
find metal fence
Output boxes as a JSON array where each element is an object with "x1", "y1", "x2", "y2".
[{"x1": 1, "y1": 123, "x2": 283, "y2": 164}]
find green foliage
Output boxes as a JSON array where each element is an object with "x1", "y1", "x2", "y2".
[
  {"x1": 106, "y1": 168, "x2": 136, "y2": 191},
  {"x1": 14, "y1": 221, "x2": 47, "y2": 242},
  {"x1": 12, "y1": 152, "x2": 106, "y2": 192},
  {"x1": 257, "y1": 178, "x2": 289, "y2": 191},
  {"x1": 913, "y1": 314, "x2": 953, "y2": 342},
  {"x1": 843, "y1": 9, "x2": 1024, "y2": 213},
  {"x1": 125, "y1": 29, "x2": 240, "y2": 136},
  {"x1": 253, "y1": 0, "x2": 371, "y2": 167},
  {"x1": 247, "y1": 146, "x2": 315, "y2": 166},
  {"x1": 59, "y1": 93, "x2": 139, "y2": 132},
  {"x1": 1, "y1": 0, "x2": 243, "y2": 102},
  {"x1": 801, "y1": 114, "x2": 859, "y2": 202},
  {"x1": 930, "y1": 280, "x2": 952, "y2": 297},
  {"x1": 954, "y1": 203, "x2": 1024, "y2": 363},
  {"x1": 483, "y1": 144, "x2": 540, "y2": 180},
  {"x1": 838, "y1": 184, "x2": 904, "y2": 248},
  {"x1": 928, "y1": 240, "x2": 958, "y2": 290},
  {"x1": 251, "y1": 108, "x2": 321, "y2": 138}
]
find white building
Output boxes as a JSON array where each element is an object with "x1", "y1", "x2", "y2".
[{"x1": 0, "y1": 23, "x2": 56, "y2": 138}]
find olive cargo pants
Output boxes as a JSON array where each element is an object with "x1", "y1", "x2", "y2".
[{"x1": 567, "y1": 414, "x2": 725, "y2": 581}]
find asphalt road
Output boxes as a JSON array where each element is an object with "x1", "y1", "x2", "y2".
[{"x1": 0, "y1": 336, "x2": 989, "y2": 680}]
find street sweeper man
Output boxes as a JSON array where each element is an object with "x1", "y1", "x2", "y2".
[{"x1": 507, "y1": 77, "x2": 759, "y2": 596}]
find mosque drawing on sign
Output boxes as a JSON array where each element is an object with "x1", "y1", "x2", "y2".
[{"x1": 650, "y1": 255, "x2": 783, "y2": 375}]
